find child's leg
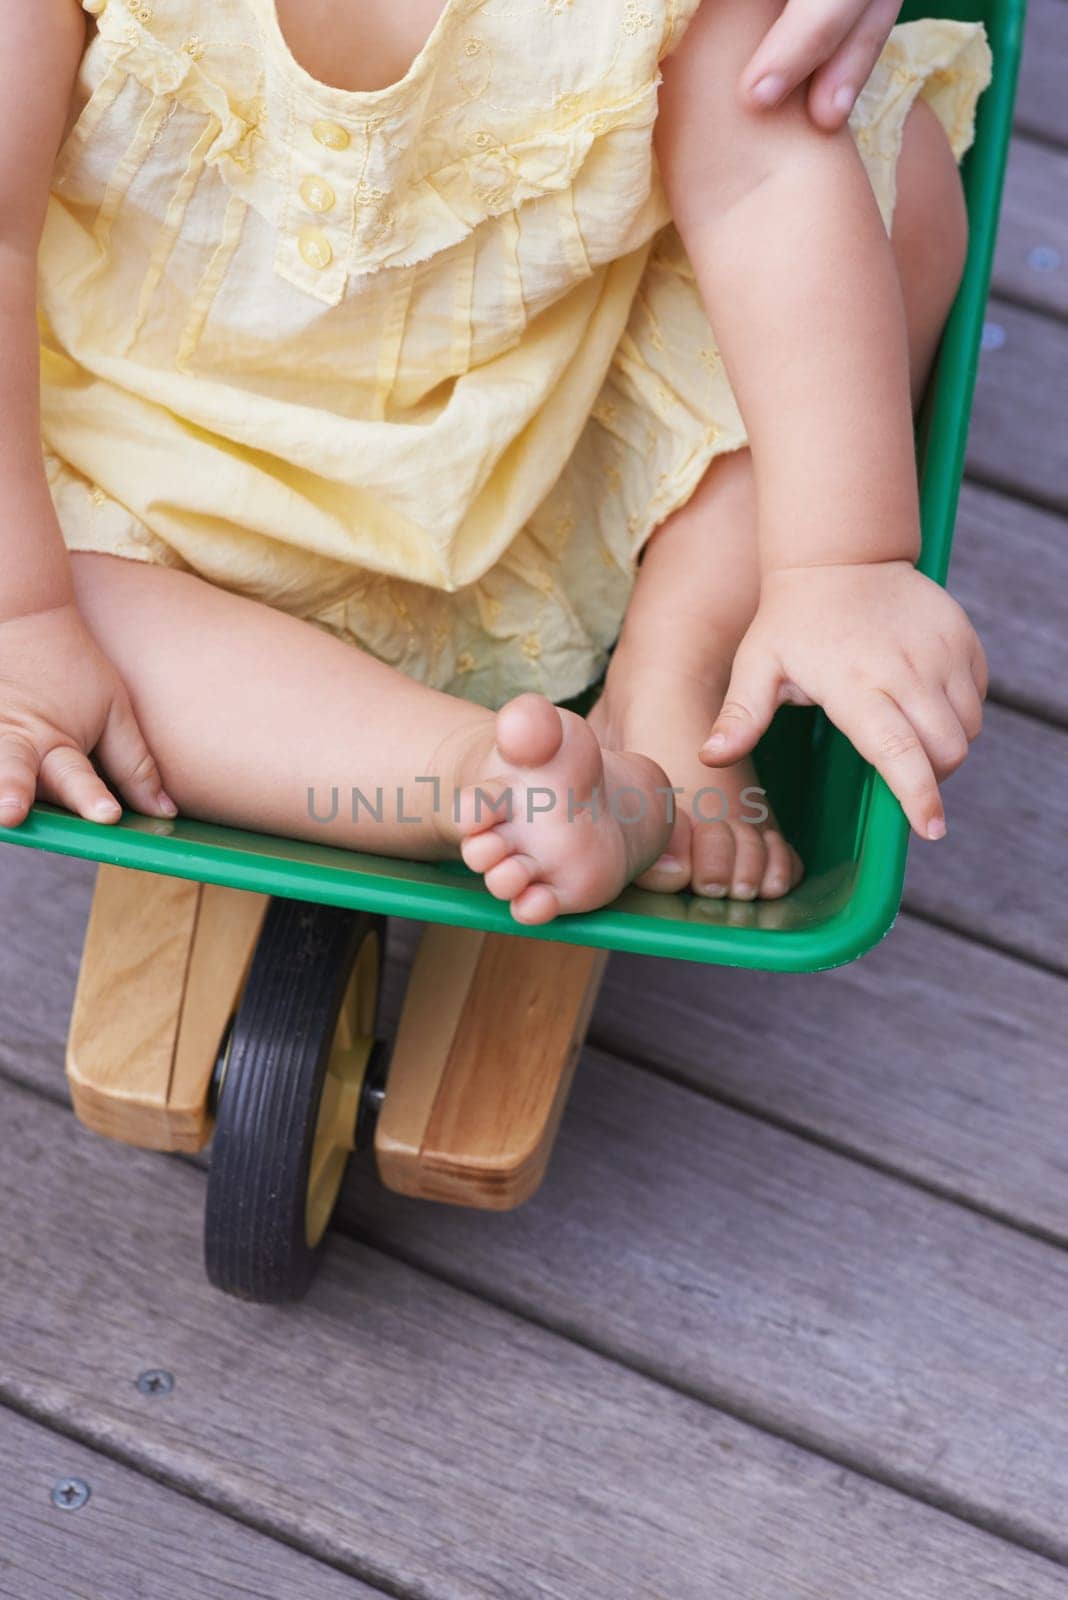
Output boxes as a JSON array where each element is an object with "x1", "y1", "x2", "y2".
[
  {"x1": 69, "y1": 554, "x2": 672, "y2": 925},
  {"x1": 590, "y1": 96, "x2": 968, "y2": 899}
]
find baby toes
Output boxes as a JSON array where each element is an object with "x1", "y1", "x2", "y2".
[
  {"x1": 483, "y1": 852, "x2": 538, "y2": 903},
  {"x1": 690, "y1": 818, "x2": 736, "y2": 898},
  {"x1": 460, "y1": 827, "x2": 511, "y2": 875},
  {"x1": 510, "y1": 882, "x2": 560, "y2": 926},
  {"x1": 455, "y1": 777, "x2": 513, "y2": 837},
  {"x1": 758, "y1": 829, "x2": 799, "y2": 900},
  {"x1": 727, "y1": 819, "x2": 768, "y2": 901},
  {"x1": 634, "y1": 808, "x2": 693, "y2": 894}
]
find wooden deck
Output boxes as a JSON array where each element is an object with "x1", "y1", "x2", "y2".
[{"x1": 3, "y1": 6, "x2": 1067, "y2": 1594}]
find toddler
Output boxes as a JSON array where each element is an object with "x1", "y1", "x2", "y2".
[{"x1": 1, "y1": 0, "x2": 991, "y2": 924}]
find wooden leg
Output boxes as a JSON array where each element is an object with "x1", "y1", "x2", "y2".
[
  {"x1": 66, "y1": 866, "x2": 268, "y2": 1153},
  {"x1": 375, "y1": 925, "x2": 607, "y2": 1209}
]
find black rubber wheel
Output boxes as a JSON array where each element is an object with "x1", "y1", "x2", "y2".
[{"x1": 204, "y1": 898, "x2": 387, "y2": 1303}]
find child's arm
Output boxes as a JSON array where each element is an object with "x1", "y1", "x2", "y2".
[
  {"x1": 0, "y1": 0, "x2": 175, "y2": 825},
  {"x1": 655, "y1": 0, "x2": 987, "y2": 842},
  {"x1": 1, "y1": 0, "x2": 86, "y2": 621}
]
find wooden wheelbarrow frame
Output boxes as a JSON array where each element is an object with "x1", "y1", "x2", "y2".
[{"x1": 67, "y1": 865, "x2": 605, "y2": 1211}]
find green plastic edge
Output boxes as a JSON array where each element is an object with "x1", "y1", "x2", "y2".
[{"x1": 0, "y1": 0, "x2": 1025, "y2": 975}]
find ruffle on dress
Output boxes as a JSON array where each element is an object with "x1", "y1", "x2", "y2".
[
  {"x1": 849, "y1": 18, "x2": 994, "y2": 230},
  {"x1": 70, "y1": 0, "x2": 273, "y2": 189},
  {"x1": 68, "y1": 0, "x2": 673, "y2": 297}
]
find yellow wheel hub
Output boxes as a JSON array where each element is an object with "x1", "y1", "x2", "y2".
[{"x1": 305, "y1": 929, "x2": 379, "y2": 1248}]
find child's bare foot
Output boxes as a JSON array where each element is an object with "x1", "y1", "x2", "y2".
[
  {"x1": 589, "y1": 651, "x2": 804, "y2": 901},
  {"x1": 449, "y1": 693, "x2": 672, "y2": 925}
]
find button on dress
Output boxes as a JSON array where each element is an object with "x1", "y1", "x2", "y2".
[{"x1": 39, "y1": 0, "x2": 992, "y2": 708}]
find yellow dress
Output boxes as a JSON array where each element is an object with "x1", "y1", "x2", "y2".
[{"x1": 39, "y1": 0, "x2": 991, "y2": 708}]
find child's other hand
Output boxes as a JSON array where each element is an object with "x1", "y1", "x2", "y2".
[
  {"x1": 699, "y1": 561, "x2": 987, "y2": 841},
  {"x1": 739, "y1": 0, "x2": 898, "y2": 128},
  {"x1": 0, "y1": 601, "x2": 177, "y2": 827}
]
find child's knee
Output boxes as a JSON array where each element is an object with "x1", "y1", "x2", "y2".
[{"x1": 893, "y1": 97, "x2": 969, "y2": 306}]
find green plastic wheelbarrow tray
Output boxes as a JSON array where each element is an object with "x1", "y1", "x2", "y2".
[{"x1": 0, "y1": 0, "x2": 1025, "y2": 977}]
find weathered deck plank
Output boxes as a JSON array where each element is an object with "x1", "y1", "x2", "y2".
[
  {"x1": 592, "y1": 914, "x2": 1068, "y2": 1241},
  {"x1": 1015, "y1": 0, "x2": 1068, "y2": 149},
  {"x1": 950, "y1": 482, "x2": 1068, "y2": 722},
  {"x1": 994, "y1": 136, "x2": 1068, "y2": 317},
  {"x1": 901, "y1": 700, "x2": 1068, "y2": 970},
  {"x1": 342, "y1": 1044, "x2": 1068, "y2": 1560},
  {"x1": 1, "y1": 1407, "x2": 376, "y2": 1600},
  {"x1": 2, "y1": 1072, "x2": 1065, "y2": 1599},
  {"x1": 0, "y1": 56, "x2": 1065, "y2": 1587},
  {"x1": 0, "y1": 845, "x2": 92, "y2": 1088},
  {"x1": 967, "y1": 298, "x2": 1068, "y2": 510}
]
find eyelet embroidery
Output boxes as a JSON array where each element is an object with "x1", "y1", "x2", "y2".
[
  {"x1": 623, "y1": 1, "x2": 655, "y2": 35},
  {"x1": 353, "y1": 176, "x2": 396, "y2": 246}
]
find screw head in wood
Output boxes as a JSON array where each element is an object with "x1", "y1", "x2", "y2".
[
  {"x1": 136, "y1": 1368, "x2": 175, "y2": 1396},
  {"x1": 1027, "y1": 245, "x2": 1062, "y2": 274},
  {"x1": 51, "y1": 1478, "x2": 90, "y2": 1511}
]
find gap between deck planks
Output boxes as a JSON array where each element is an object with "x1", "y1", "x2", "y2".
[
  {"x1": 1, "y1": 1407, "x2": 379, "y2": 1600},
  {"x1": 1, "y1": 1070, "x2": 1066, "y2": 1600}
]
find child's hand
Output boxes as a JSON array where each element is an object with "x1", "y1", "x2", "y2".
[
  {"x1": 0, "y1": 601, "x2": 176, "y2": 827},
  {"x1": 699, "y1": 561, "x2": 987, "y2": 840},
  {"x1": 740, "y1": 0, "x2": 898, "y2": 128}
]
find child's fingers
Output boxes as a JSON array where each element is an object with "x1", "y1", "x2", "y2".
[
  {"x1": 830, "y1": 688, "x2": 946, "y2": 839},
  {"x1": 37, "y1": 742, "x2": 123, "y2": 824},
  {"x1": 95, "y1": 692, "x2": 178, "y2": 818},
  {"x1": 700, "y1": 651, "x2": 782, "y2": 765},
  {"x1": 0, "y1": 729, "x2": 41, "y2": 827},
  {"x1": 890, "y1": 687, "x2": 971, "y2": 781},
  {"x1": 740, "y1": 0, "x2": 865, "y2": 109},
  {"x1": 970, "y1": 635, "x2": 990, "y2": 702},
  {"x1": 944, "y1": 670, "x2": 984, "y2": 744},
  {"x1": 805, "y1": 0, "x2": 899, "y2": 127}
]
